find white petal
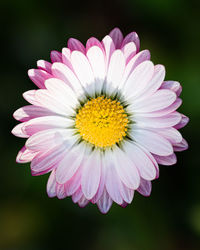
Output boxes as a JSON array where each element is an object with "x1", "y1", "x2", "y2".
[
  {"x1": 106, "y1": 50, "x2": 125, "y2": 93},
  {"x1": 87, "y1": 46, "x2": 106, "y2": 93},
  {"x1": 133, "y1": 112, "x2": 182, "y2": 128},
  {"x1": 45, "y1": 78, "x2": 79, "y2": 108},
  {"x1": 101, "y1": 35, "x2": 115, "y2": 68},
  {"x1": 51, "y1": 62, "x2": 83, "y2": 96},
  {"x1": 131, "y1": 89, "x2": 176, "y2": 113},
  {"x1": 119, "y1": 50, "x2": 151, "y2": 89},
  {"x1": 153, "y1": 154, "x2": 177, "y2": 166},
  {"x1": 124, "y1": 141, "x2": 157, "y2": 180},
  {"x1": 81, "y1": 151, "x2": 101, "y2": 200},
  {"x1": 131, "y1": 128, "x2": 173, "y2": 156},
  {"x1": 26, "y1": 128, "x2": 76, "y2": 151},
  {"x1": 56, "y1": 143, "x2": 85, "y2": 184},
  {"x1": 113, "y1": 147, "x2": 140, "y2": 189},
  {"x1": 123, "y1": 61, "x2": 154, "y2": 100},
  {"x1": 104, "y1": 151, "x2": 123, "y2": 205},
  {"x1": 35, "y1": 89, "x2": 74, "y2": 116},
  {"x1": 71, "y1": 51, "x2": 95, "y2": 95}
]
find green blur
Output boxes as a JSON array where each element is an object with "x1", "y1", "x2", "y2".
[{"x1": 1, "y1": 0, "x2": 199, "y2": 249}]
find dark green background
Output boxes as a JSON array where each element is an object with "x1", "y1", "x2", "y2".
[{"x1": 1, "y1": 0, "x2": 199, "y2": 249}]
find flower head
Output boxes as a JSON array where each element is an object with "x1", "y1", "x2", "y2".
[{"x1": 12, "y1": 28, "x2": 189, "y2": 213}]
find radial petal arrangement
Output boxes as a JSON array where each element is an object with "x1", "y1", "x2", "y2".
[{"x1": 12, "y1": 28, "x2": 189, "y2": 213}]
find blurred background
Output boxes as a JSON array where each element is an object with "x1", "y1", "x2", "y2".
[{"x1": 1, "y1": 0, "x2": 200, "y2": 249}]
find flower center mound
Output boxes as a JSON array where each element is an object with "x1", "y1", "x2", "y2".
[{"x1": 75, "y1": 96, "x2": 129, "y2": 148}]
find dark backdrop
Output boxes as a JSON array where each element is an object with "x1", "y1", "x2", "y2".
[{"x1": 1, "y1": 0, "x2": 200, "y2": 249}]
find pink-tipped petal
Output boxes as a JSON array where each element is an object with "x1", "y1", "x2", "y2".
[
  {"x1": 37, "y1": 60, "x2": 52, "y2": 74},
  {"x1": 86, "y1": 37, "x2": 104, "y2": 51},
  {"x1": 173, "y1": 138, "x2": 188, "y2": 152},
  {"x1": 121, "y1": 42, "x2": 137, "y2": 62},
  {"x1": 161, "y1": 81, "x2": 182, "y2": 96},
  {"x1": 153, "y1": 153, "x2": 177, "y2": 166},
  {"x1": 101, "y1": 35, "x2": 115, "y2": 68},
  {"x1": 109, "y1": 28, "x2": 123, "y2": 49},
  {"x1": 174, "y1": 114, "x2": 189, "y2": 129},
  {"x1": 16, "y1": 146, "x2": 37, "y2": 163},
  {"x1": 137, "y1": 179, "x2": 152, "y2": 196},
  {"x1": 121, "y1": 31, "x2": 140, "y2": 52},
  {"x1": 56, "y1": 184, "x2": 67, "y2": 199},
  {"x1": 13, "y1": 105, "x2": 56, "y2": 122},
  {"x1": 97, "y1": 188, "x2": 113, "y2": 214},
  {"x1": 68, "y1": 38, "x2": 85, "y2": 54},
  {"x1": 23, "y1": 90, "x2": 39, "y2": 106},
  {"x1": 12, "y1": 122, "x2": 29, "y2": 138},
  {"x1": 28, "y1": 69, "x2": 52, "y2": 89},
  {"x1": 50, "y1": 50, "x2": 62, "y2": 63},
  {"x1": 61, "y1": 48, "x2": 72, "y2": 69},
  {"x1": 47, "y1": 169, "x2": 57, "y2": 197}
]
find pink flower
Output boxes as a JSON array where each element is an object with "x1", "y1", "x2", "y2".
[{"x1": 12, "y1": 28, "x2": 189, "y2": 213}]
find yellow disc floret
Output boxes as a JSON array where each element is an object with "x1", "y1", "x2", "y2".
[{"x1": 75, "y1": 96, "x2": 129, "y2": 148}]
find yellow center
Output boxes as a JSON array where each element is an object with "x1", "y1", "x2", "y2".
[{"x1": 75, "y1": 96, "x2": 128, "y2": 148}]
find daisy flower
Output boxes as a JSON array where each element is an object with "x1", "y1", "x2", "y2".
[{"x1": 12, "y1": 28, "x2": 189, "y2": 213}]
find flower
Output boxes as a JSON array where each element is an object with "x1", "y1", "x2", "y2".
[{"x1": 12, "y1": 28, "x2": 189, "y2": 213}]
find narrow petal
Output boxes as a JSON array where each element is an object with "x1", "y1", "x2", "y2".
[
  {"x1": 13, "y1": 105, "x2": 56, "y2": 122},
  {"x1": 135, "y1": 64, "x2": 166, "y2": 99},
  {"x1": 47, "y1": 169, "x2": 57, "y2": 197},
  {"x1": 133, "y1": 112, "x2": 182, "y2": 128},
  {"x1": 65, "y1": 166, "x2": 82, "y2": 196},
  {"x1": 131, "y1": 127, "x2": 173, "y2": 156},
  {"x1": 23, "y1": 116, "x2": 73, "y2": 136},
  {"x1": 86, "y1": 37, "x2": 104, "y2": 51},
  {"x1": 109, "y1": 28, "x2": 123, "y2": 49},
  {"x1": 78, "y1": 196, "x2": 89, "y2": 208},
  {"x1": 16, "y1": 146, "x2": 37, "y2": 163},
  {"x1": 97, "y1": 188, "x2": 113, "y2": 214},
  {"x1": 153, "y1": 154, "x2": 177, "y2": 166},
  {"x1": 72, "y1": 187, "x2": 83, "y2": 203},
  {"x1": 28, "y1": 69, "x2": 52, "y2": 89},
  {"x1": 173, "y1": 138, "x2": 188, "y2": 152},
  {"x1": 23, "y1": 90, "x2": 39, "y2": 106},
  {"x1": 71, "y1": 51, "x2": 95, "y2": 95},
  {"x1": 154, "y1": 127, "x2": 182, "y2": 144},
  {"x1": 123, "y1": 61, "x2": 154, "y2": 100},
  {"x1": 51, "y1": 62, "x2": 84, "y2": 96},
  {"x1": 87, "y1": 46, "x2": 106, "y2": 93},
  {"x1": 56, "y1": 143, "x2": 85, "y2": 184},
  {"x1": 50, "y1": 50, "x2": 62, "y2": 63},
  {"x1": 37, "y1": 60, "x2": 52, "y2": 73},
  {"x1": 56, "y1": 184, "x2": 67, "y2": 199},
  {"x1": 101, "y1": 35, "x2": 115, "y2": 68},
  {"x1": 119, "y1": 50, "x2": 151, "y2": 88},
  {"x1": 161, "y1": 81, "x2": 182, "y2": 96},
  {"x1": 121, "y1": 31, "x2": 140, "y2": 52},
  {"x1": 35, "y1": 89, "x2": 75, "y2": 116},
  {"x1": 104, "y1": 151, "x2": 123, "y2": 205},
  {"x1": 174, "y1": 114, "x2": 189, "y2": 129},
  {"x1": 68, "y1": 38, "x2": 85, "y2": 54},
  {"x1": 113, "y1": 147, "x2": 140, "y2": 189},
  {"x1": 45, "y1": 78, "x2": 79, "y2": 108},
  {"x1": 81, "y1": 151, "x2": 101, "y2": 200},
  {"x1": 106, "y1": 50, "x2": 125, "y2": 93},
  {"x1": 137, "y1": 178, "x2": 152, "y2": 196},
  {"x1": 124, "y1": 141, "x2": 157, "y2": 180},
  {"x1": 61, "y1": 48, "x2": 72, "y2": 69},
  {"x1": 131, "y1": 90, "x2": 176, "y2": 113},
  {"x1": 25, "y1": 128, "x2": 75, "y2": 151},
  {"x1": 12, "y1": 123, "x2": 28, "y2": 138},
  {"x1": 121, "y1": 42, "x2": 137, "y2": 62},
  {"x1": 31, "y1": 145, "x2": 66, "y2": 176}
]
